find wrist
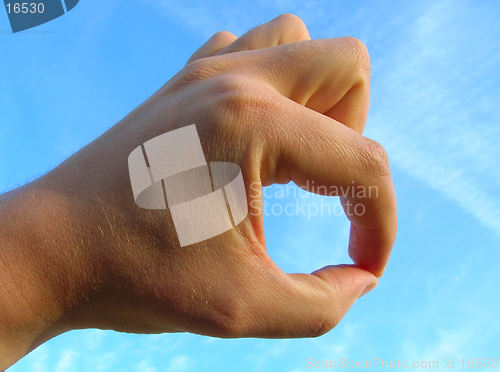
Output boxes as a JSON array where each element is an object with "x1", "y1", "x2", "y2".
[{"x1": 0, "y1": 180, "x2": 91, "y2": 369}]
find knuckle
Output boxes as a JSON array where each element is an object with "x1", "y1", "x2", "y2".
[
  {"x1": 274, "y1": 13, "x2": 309, "y2": 39},
  {"x1": 339, "y1": 36, "x2": 371, "y2": 80},
  {"x1": 210, "y1": 30, "x2": 236, "y2": 46},
  {"x1": 213, "y1": 75, "x2": 273, "y2": 117},
  {"x1": 179, "y1": 58, "x2": 225, "y2": 87},
  {"x1": 187, "y1": 72, "x2": 278, "y2": 159},
  {"x1": 359, "y1": 138, "x2": 391, "y2": 178},
  {"x1": 211, "y1": 73, "x2": 253, "y2": 96},
  {"x1": 275, "y1": 13, "x2": 306, "y2": 28},
  {"x1": 204, "y1": 75, "x2": 270, "y2": 141}
]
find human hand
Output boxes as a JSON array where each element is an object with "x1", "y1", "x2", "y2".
[{"x1": 0, "y1": 14, "x2": 396, "y2": 368}]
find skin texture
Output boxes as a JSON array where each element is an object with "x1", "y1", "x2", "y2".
[{"x1": 0, "y1": 14, "x2": 397, "y2": 369}]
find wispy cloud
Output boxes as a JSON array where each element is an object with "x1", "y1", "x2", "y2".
[
  {"x1": 141, "y1": 0, "x2": 357, "y2": 39},
  {"x1": 401, "y1": 327, "x2": 475, "y2": 367},
  {"x1": 54, "y1": 350, "x2": 77, "y2": 372},
  {"x1": 145, "y1": 0, "x2": 500, "y2": 234},
  {"x1": 136, "y1": 359, "x2": 158, "y2": 372},
  {"x1": 6, "y1": 1, "x2": 500, "y2": 371},
  {"x1": 167, "y1": 355, "x2": 190, "y2": 371},
  {"x1": 368, "y1": 0, "x2": 500, "y2": 234}
]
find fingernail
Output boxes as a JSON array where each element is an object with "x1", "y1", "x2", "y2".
[{"x1": 358, "y1": 280, "x2": 378, "y2": 299}]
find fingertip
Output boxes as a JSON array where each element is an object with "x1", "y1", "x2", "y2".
[
  {"x1": 310, "y1": 264, "x2": 378, "y2": 302},
  {"x1": 358, "y1": 278, "x2": 378, "y2": 299},
  {"x1": 347, "y1": 223, "x2": 396, "y2": 278}
]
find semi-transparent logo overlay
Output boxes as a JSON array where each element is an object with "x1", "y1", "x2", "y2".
[
  {"x1": 3, "y1": 0, "x2": 79, "y2": 33},
  {"x1": 128, "y1": 124, "x2": 248, "y2": 247}
]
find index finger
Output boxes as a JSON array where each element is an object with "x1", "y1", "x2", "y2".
[{"x1": 261, "y1": 94, "x2": 397, "y2": 277}]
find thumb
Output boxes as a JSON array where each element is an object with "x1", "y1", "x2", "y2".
[{"x1": 246, "y1": 265, "x2": 378, "y2": 338}]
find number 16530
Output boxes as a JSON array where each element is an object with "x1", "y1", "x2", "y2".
[{"x1": 5, "y1": 3, "x2": 45, "y2": 14}]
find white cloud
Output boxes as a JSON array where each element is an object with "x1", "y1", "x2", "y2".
[
  {"x1": 167, "y1": 355, "x2": 190, "y2": 371},
  {"x1": 136, "y1": 359, "x2": 158, "y2": 372},
  {"x1": 141, "y1": 0, "x2": 343, "y2": 39},
  {"x1": 368, "y1": 0, "x2": 500, "y2": 234},
  {"x1": 54, "y1": 350, "x2": 77, "y2": 372},
  {"x1": 401, "y1": 328, "x2": 471, "y2": 368},
  {"x1": 144, "y1": 0, "x2": 500, "y2": 235}
]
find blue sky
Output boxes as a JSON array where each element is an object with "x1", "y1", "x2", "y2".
[{"x1": 1, "y1": 0, "x2": 500, "y2": 370}]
